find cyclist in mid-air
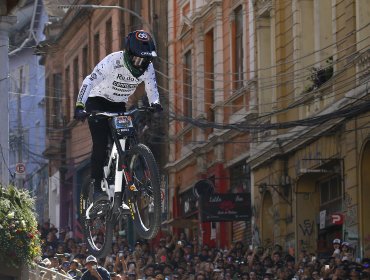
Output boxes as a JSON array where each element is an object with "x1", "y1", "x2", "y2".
[{"x1": 74, "y1": 30, "x2": 162, "y2": 203}]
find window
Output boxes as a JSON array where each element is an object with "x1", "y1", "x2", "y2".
[
  {"x1": 53, "y1": 73, "x2": 63, "y2": 127},
  {"x1": 73, "y1": 58, "x2": 79, "y2": 104},
  {"x1": 105, "y1": 19, "x2": 112, "y2": 55},
  {"x1": 233, "y1": 5, "x2": 244, "y2": 90},
  {"x1": 82, "y1": 46, "x2": 88, "y2": 78},
  {"x1": 64, "y1": 66, "x2": 70, "y2": 122},
  {"x1": 230, "y1": 162, "x2": 251, "y2": 193},
  {"x1": 94, "y1": 33, "x2": 100, "y2": 65},
  {"x1": 45, "y1": 77, "x2": 50, "y2": 128},
  {"x1": 10, "y1": 65, "x2": 29, "y2": 95},
  {"x1": 230, "y1": 162, "x2": 252, "y2": 244},
  {"x1": 320, "y1": 176, "x2": 341, "y2": 205},
  {"x1": 183, "y1": 50, "x2": 192, "y2": 118},
  {"x1": 204, "y1": 29, "x2": 215, "y2": 130},
  {"x1": 179, "y1": 188, "x2": 198, "y2": 217}
]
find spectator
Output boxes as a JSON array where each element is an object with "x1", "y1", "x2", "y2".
[
  {"x1": 62, "y1": 260, "x2": 71, "y2": 270},
  {"x1": 37, "y1": 223, "x2": 370, "y2": 280},
  {"x1": 127, "y1": 272, "x2": 137, "y2": 280},
  {"x1": 44, "y1": 231, "x2": 58, "y2": 251},
  {"x1": 332, "y1": 238, "x2": 342, "y2": 258},
  {"x1": 110, "y1": 272, "x2": 122, "y2": 280},
  {"x1": 68, "y1": 259, "x2": 83, "y2": 279},
  {"x1": 39, "y1": 257, "x2": 51, "y2": 268},
  {"x1": 49, "y1": 256, "x2": 60, "y2": 271},
  {"x1": 142, "y1": 263, "x2": 155, "y2": 279},
  {"x1": 81, "y1": 255, "x2": 110, "y2": 280},
  {"x1": 341, "y1": 242, "x2": 354, "y2": 262},
  {"x1": 58, "y1": 227, "x2": 67, "y2": 242},
  {"x1": 40, "y1": 221, "x2": 51, "y2": 239}
]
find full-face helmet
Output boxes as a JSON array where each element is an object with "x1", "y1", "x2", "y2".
[{"x1": 124, "y1": 30, "x2": 157, "y2": 76}]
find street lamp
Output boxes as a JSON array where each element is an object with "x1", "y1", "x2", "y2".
[{"x1": 58, "y1": 4, "x2": 157, "y2": 46}]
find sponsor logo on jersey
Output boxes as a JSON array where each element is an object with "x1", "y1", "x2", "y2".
[
  {"x1": 113, "y1": 81, "x2": 137, "y2": 89},
  {"x1": 112, "y1": 86, "x2": 134, "y2": 93},
  {"x1": 77, "y1": 84, "x2": 87, "y2": 102},
  {"x1": 117, "y1": 74, "x2": 136, "y2": 81},
  {"x1": 113, "y1": 92, "x2": 130, "y2": 97},
  {"x1": 96, "y1": 69, "x2": 103, "y2": 76},
  {"x1": 89, "y1": 73, "x2": 97, "y2": 81},
  {"x1": 114, "y1": 60, "x2": 124, "y2": 69}
]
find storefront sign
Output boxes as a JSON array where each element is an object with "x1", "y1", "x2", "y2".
[
  {"x1": 200, "y1": 193, "x2": 251, "y2": 222},
  {"x1": 331, "y1": 213, "x2": 344, "y2": 225}
]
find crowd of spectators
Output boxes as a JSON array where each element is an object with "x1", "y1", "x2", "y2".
[{"x1": 37, "y1": 221, "x2": 370, "y2": 280}]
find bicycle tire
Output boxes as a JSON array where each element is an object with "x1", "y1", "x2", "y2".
[
  {"x1": 126, "y1": 143, "x2": 161, "y2": 239},
  {"x1": 80, "y1": 183, "x2": 113, "y2": 258}
]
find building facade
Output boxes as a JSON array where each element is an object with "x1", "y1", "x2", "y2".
[
  {"x1": 0, "y1": 0, "x2": 29, "y2": 185},
  {"x1": 166, "y1": 0, "x2": 255, "y2": 247},
  {"x1": 40, "y1": 0, "x2": 168, "y2": 237},
  {"x1": 8, "y1": 0, "x2": 49, "y2": 222},
  {"x1": 250, "y1": 0, "x2": 370, "y2": 258}
]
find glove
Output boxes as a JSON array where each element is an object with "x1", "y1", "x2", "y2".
[
  {"x1": 74, "y1": 106, "x2": 88, "y2": 122},
  {"x1": 151, "y1": 103, "x2": 163, "y2": 112}
]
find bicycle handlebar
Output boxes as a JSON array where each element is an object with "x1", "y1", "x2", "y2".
[{"x1": 89, "y1": 106, "x2": 155, "y2": 118}]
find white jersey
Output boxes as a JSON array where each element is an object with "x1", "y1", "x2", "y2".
[{"x1": 76, "y1": 51, "x2": 160, "y2": 106}]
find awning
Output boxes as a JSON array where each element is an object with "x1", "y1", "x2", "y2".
[{"x1": 162, "y1": 218, "x2": 198, "y2": 228}]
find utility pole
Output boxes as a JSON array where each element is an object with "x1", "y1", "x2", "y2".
[
  {"x1": 0, "y1": 16, "x2": 17, "y2": 186},
  {"x1": 16, "y1": 67, "x2": 24, "y2": 188}
]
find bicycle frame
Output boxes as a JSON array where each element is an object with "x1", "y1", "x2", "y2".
[{"x1": 85, "y1": 108, "x2": 146, "y2": 219}]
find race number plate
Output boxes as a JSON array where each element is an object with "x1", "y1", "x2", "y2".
[{"x1": 113, "y1": 116, "x2": 133, "y2": 129}]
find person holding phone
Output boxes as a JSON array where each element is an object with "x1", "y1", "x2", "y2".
[{"x1": 81, "y1": 255, "x2": 110, "y2": 280}]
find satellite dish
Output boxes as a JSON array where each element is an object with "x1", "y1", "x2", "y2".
[{"x1": 193, "y1": 179, "x2": 215, "y2": 198}]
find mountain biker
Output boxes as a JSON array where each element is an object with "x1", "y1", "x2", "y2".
[{"x1": 74, "y1": 30, "x2": 162, "y2": 203}]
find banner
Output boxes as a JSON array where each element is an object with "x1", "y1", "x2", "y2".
[{"x1": 200, "y1": 193, "x2": 251, "y2": 222}]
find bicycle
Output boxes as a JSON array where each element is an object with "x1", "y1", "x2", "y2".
[{"x1": 79, "y1": 106, "x2": 162, "y2": 257}]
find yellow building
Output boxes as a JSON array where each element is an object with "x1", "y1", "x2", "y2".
[{"x1": 250, "y1": 0, "x2": 370, "y2": 258}]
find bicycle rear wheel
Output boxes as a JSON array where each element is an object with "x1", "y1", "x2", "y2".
[
  {"x1": 80, "y1": 183, "x2": 113, "y2": 258},
  {"x1": 126, "y1": 143, "x2": 161, "y2": 239}
]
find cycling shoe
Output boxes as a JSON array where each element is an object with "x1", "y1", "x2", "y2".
[{"x1": 93, "y1": 190, "x2": 109, "y2": 203}]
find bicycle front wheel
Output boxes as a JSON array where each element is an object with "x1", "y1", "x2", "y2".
[
  {"x1": 80, "y1": 184, "x2": 113, "y2": 258},
  {"x1": 127, "y1": 143, "x2": 161, "y2": 239}
]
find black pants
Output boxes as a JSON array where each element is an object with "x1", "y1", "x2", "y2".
[{"x1": 86, "y1": 97, "x2": 126, "y2": 181}]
